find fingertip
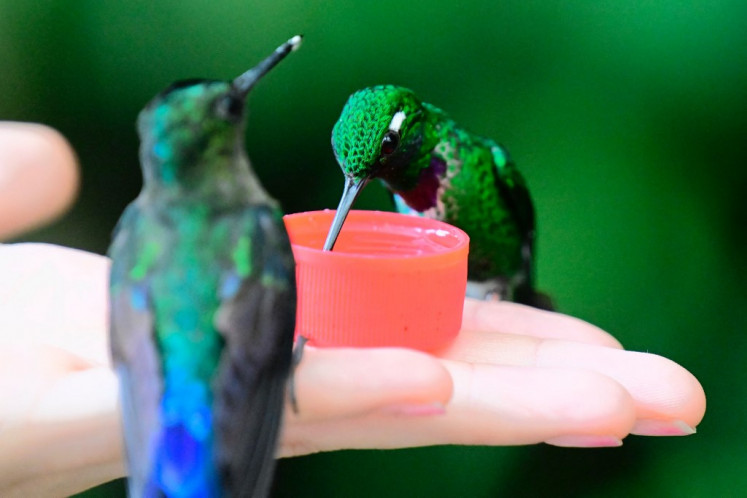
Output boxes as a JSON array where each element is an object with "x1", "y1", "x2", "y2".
[
  {"x1": 631, "y1": 353, "x2": 707, "y2": 430},
  {"x1": 552, "y1": 369, "x2": 637, "y2": 436},
  {"x1": 37, "y1": 124, "x2": 80, "y2": 210},
  {"x1": 381, "y1": 348, "x2": 453, "y2": 403},
  {"x1": 681, "y1": 367, "x2": 707, "y2": 428},
  {"x1": 0, "y1": 122, "x2": 79, "y2": 239},
  {"x1": 537, "y1": 341, "x2": 706, "y2": 428},
  {"x1": 289, "y1": 347, "x2": 452, "y2": 422}
]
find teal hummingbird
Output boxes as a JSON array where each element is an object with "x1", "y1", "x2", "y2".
[
  {"x1": 324, "y1": 85, "x2": 550, "y2": 307},
  {"x1": 109, "y1": 36, "x2": 301, "y2": 498}
]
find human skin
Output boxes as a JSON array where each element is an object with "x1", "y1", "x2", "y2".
[
  {"x1": 0, "y1": 122, "x2": 79, "y2": 241},
  {"x1": 0, "y1": 122, "x2": 706, "y2": 497}
]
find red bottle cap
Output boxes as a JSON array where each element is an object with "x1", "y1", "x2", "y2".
[{"x1": 283, "y1": 210, "x2": 469, "y2": 351}]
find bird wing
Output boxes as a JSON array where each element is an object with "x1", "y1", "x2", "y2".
[
  {"x1": 213, "y1": 205, "x2": 296, "y2": 498},
  {"x1": 491, "y1": 146, "x2": 537, "y2": 286},
  {"x1": 108, "y1": 202, "x2": 165, "y2": 496}
]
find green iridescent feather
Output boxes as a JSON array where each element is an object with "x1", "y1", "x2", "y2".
[
  {"x1": 329, "y1": 85, "x2": 542, "y2": 304},
  {"x1": 109, "y1": 36, "x2": 299, "y2": 498}
]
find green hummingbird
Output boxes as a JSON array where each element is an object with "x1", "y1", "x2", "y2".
[
  {"x1": 108, "y1": 36, "x2": 301, "y2": 498},
  {"x1": 324, "y1": 85, "x2": 549, "y2": 307}
]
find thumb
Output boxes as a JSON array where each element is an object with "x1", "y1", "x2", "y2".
[{"x1": 0, "y1": 122, "x2": 78, "y2": 240}]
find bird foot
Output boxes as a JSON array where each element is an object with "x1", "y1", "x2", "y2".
[{"x1": 288, "y1": 335, "x2": 308, "y2": 414}]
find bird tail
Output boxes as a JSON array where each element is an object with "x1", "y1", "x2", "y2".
[{"x1": 514, "y1": 285, "x2": 555, "y2": 311}]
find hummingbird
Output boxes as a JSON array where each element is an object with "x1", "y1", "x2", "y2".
[
  {"x1": 324, "y1": 85, "x2": 549, "y2": 307},
  {"x1": 109, "y1": 35, "x2": 301, "y2": 498}
]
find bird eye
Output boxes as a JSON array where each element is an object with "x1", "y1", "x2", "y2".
[
  {"x1": 381, "y1": 131, "x2": 400, "y2": 156},
  {"x1": 216, "y1": 95, "x2": 244, "y2": 121}
]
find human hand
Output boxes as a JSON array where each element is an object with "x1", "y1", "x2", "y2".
[
  {"x1": 0, "y1": 123, "x2": 705, "y2": 497},
  {"x1": 286, "y1": 299, "x2": 705, "y2": 453},
  {"x1": 0, "y1": 122, "x2": 122, "y2": 497}
]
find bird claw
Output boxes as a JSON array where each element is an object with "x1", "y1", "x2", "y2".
[{"x1": 288, "y1": 335, "x2": 308, "y2": 414}]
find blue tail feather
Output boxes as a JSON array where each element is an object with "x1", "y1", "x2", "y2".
[{"x1": 150, "y1": 421, "x2": 220, "y2": 498}]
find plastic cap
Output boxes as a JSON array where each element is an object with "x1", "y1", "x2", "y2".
[{"x1": 283, "y1": 210, "x2": 469, "y2": 351}]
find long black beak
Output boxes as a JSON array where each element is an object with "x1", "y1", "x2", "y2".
[
  {"x1": 233, "y1": 35, "x2": 302, "y2": 97},
  {"x1": 323, "y1": 176, "x2": 368, "y2": 251}
]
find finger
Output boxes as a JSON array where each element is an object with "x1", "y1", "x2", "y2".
[
  {"x1": 440, "y1": 329, "x2": 705, "y2": 433},
  {"x1": 0, "y1": 122, "x2": 79, "y2": 240},
  {"x1": 535, "y1": 340, "x2": 706, "y2": 435},
  {"x1": 288, "y1": 346, "x2": 452, "y2": 424},
  {"x1": 461, "y1": 299, "x2": 623, "y2": 348},
  {"x1": 281, "y1": 361, "x2": 636, "y2": 456},
  {"x1": 0, "y1": 243, "x2": 110, "y2": 365}
]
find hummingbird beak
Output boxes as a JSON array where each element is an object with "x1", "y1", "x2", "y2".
[
  {"x1": 323, "y1": 175, "x2": 368, "y2": 251},
  {"x1": 233, "y1": 35, "x2": 303, "y2": 98}
]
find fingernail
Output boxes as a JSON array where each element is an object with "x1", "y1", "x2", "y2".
[
  {"x1": 381, "y1": 402, "x2": 446, "y2": 417},
  {"x1": 545, "y1": 435, "x2": 623, "y2": 448},
  {"x1": 631, "y1": 419, "x2": 696, "y2": 436}
]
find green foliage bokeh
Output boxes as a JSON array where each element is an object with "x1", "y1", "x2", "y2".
[{"x1": 2, "y1": 1, "x2": 745, "y2": 496}]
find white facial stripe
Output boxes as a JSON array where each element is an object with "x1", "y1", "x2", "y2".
[{"x1": 388, "y1": 111, "x2": 406, "y2": 133}]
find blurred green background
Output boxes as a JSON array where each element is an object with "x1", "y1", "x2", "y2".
[{"x1": 2, "y1": 1, "x2": 745, "y2": 496}]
